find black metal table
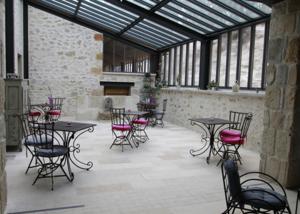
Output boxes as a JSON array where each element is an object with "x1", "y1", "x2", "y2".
[
  {"x1": 124, "y1": 111, "x2": 148, "y2": 147},
  {"x1": 47, "y1": 121, "x2": 96, "y2": 180},
  {"x1": 189, "y1": 118, "x2": 237, "y2": 164}
]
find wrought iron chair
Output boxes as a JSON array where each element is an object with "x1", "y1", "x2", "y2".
[
  {"x1": 31, "y1": 121, "x2": 71, "y2": 190},
  {"x1": 131, "y1": 117, "x2": 149, "y2": 144},
  {"x1": 18, "y1": 113, "x2": 52, "y2": 174},
  {"x1": 219, "y1": 112, "x2": 253, "y2": 164},
  {"x1": 153, "y1": 99, "x2": 167, "y2": 127},
  {"x1": 110, "y1": 108, "x2": 133, "y2": 151},
  {"x1": 221, "y1": 159, "x2": 291, "y2": 214},
  {"x1": 48, "y1": 97, "x2": 65, "y2": 121}
]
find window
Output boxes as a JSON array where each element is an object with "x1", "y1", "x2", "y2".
[{"x1": 103, "y1": 37, "x2": 150, "y2": 73}]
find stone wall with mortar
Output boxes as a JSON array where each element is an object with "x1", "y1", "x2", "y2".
[
  {"x1": 159, "y1": 88, "x2": 264, "y2": 151},
  {"x1": 97, "y1": 73, "x2": 155, "y2": 119},
  {"x1": 0, "y1": 0, "x2": 7, "y2": 212},
  {"x1": 28, "y1": 7, "x2": 103, "y2": 120},
  {"x1": 260, "y1": 0, "x2": 300, "y2": 187}
]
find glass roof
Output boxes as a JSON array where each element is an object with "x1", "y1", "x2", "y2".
[{"x1": 28, "y1": 0, "x2": 271, "y2": 51}]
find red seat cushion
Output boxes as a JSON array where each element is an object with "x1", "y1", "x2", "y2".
[
  {"x1": 48, "y1": 110, "x2": 61, "y2": 116},
  {"x1": 29, "y1": 111, "x2": 41, "y2": 117},
  {"x1": 112, "y1": 124, "x2": 132, "y2": 131},
  {"x1": 221, "y1": 135, "x2": 244, "y2": 145},
  {"x1": 132, "y1": 118, "x2": 148, "y2": 125},
  {"x1": 220, "y1": 129, "x2": 241, "y2": 137}
]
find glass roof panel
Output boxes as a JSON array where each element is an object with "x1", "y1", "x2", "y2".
[
  {"x1": 124, "y1": 32, "x2": 164, "y2": 48},
  {"x1": 126, "y1": 0, "x2": 159, "y2": 10},
  {"x1": 138, "y1": 22, "x2": 185, "y2": 42},
  {"x1": 40, "y1": 0, "x2": 78, "y2": 14},
  {"x1": 241, "y1": 0, "x2": 272, "y2": 14},
  {"x1": 80, "y1": 2, "x2": 131, "y2": 26},
  {"x1": 165, "y1": 2, "x2": 223, "y2": 30},
  {"x1": 194, "y1": 0, "x2": 247, "y2": 22},
  {"x1": 142, "y1": 19, "x2": 190, "y2": 40},
  {"x1": 169, "y1": 0, "x2": 237, "y2": 26},
  {"x1": 219, "y1": 0, "x2": 259, "y2": 19},
  {"x1": 78, "y1": 8, "x2": 126, "y2": 29},
  {"x1": 77, "y1": 12, "x2": 123, "y2": 32},
  {"x1": 157, "y1": 8, "x2": 212, "y2": 34},
  {"x1": 85, "y1": 0, "x2": 139, "y2": 20}
]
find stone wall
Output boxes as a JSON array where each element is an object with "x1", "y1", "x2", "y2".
[
  {"x1": 28, "y1": 7, "x2": 151, "y2": 120},
  {"x1": 159, "y1": 88, "x2": 264, "y2": 151},
  {"x1": 28, "y1": 7, "x2": 103, "y2": 120},
  {"x1": 260, "y1": 0, "x2": 300, "y2": 187},
  {"x1": 0, "y1": 0, "x2": 7, "y2": 212}
]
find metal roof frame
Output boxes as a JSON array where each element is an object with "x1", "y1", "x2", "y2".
[{"x1": 26, "y1": 0, "x2": 271, "y2": 53}]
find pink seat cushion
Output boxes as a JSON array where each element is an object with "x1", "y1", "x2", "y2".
[
  {"x1": 112, "y1": 124, "x2": 132, "y2": 131},
  {"x1": 221, "y1": 135, "x2": 244, "y2": 145},
  {"x1": 132, "y1": 118, "x2": 148, "y2": 125},
  {"x1": 29, "y1": 111, "x2": 41, "y2": 116},
  {"x1": 220, "y1": 129, "x2": 241, "y2": 137},
  {"x1": 48, "y1": 110, "x2": 61, "y2": 116}
]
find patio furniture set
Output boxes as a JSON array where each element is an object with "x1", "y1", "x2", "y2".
[
  {"x1": 109, "y1": 99, "x2": 167, "y2": 152},
  {"x1": 189, "y1": 111, "x2": 295, "y2": 213},
  {"x1": 18, "y1": 97, "x2": 96, "y2": 190}
]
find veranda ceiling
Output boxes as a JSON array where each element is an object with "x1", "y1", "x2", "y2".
[{"x1": 27, "y1": 0, "x2": 271, "y2": 53}]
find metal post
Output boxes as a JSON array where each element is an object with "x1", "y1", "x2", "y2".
[{"x1": 199, "y1": 40, "x2": 211, "y2": 90}]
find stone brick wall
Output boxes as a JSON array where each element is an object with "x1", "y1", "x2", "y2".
[
  {"x1": 28, "y1": 7, "x2": 150, "y2": 120},
  {"x1": 260, "y1": 0, "x2": 300, "y2": 187},
  {"x1": 159, "y1": 88, "x2": 264, "y2": 151},
  {"x1": 28, "y1": 7, "x2": 103, "y2": 119},
  {"x1": 0, "y1": 0, "x2": 7, "y2": 212}
]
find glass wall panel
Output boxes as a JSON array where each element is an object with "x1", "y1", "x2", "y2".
[
  {"x1": 229, "y1": 31, "x2": 238, "y2": 87},
  {"x1": 252, "y1": 23, "x2": 265, "y2": 88},
  {"x1": 240, "y1": 27, "x2": 251, "y2": 87},
  {"x1": 219, "y1": 34, "x2": 227, "y2": 87},
  {"x1": 210, "y1": 40, "x2": 218, "y2": 82}
]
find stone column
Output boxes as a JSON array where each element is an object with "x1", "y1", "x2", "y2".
[
  {"x1": 260, "y1": 0, "x2": 300, "y2": 188},
  {"x1": 0, "y1": 0, "x2": 7, "y2": 212}
]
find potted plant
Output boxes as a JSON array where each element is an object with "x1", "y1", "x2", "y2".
[{"x1": 207, "y1": 80, "x2": 218, "y2": 90}]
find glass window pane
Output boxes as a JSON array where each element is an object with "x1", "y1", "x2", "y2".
[
  {"x1": 229, "y1": 31, "x2": 238, "y2": 87},
  {"x1": 219, "y1": 34, "x2": 227, "y2": 87},
  {"x1": 165, "y1": 52, "x2": 169, "y2": 84},
  {"x1": 252, "y1": 23, "x2": 265, "y2": 88},
  {"x1": 175, "y1": 46, "x2": 180, "y2": 86},
  {"x1": 194, "y1": 41, "x2": 201, "y2": 86},
  {"x1": 240, "y1": 28, "x2": 251, "y2": 87},
  {"x1": 210, "y1": 40, "x2": 218, "y2": 82},
  {"x1": 181, "y1": 44, "x2": 186, "y2": 85},
  {"x1": 187, "y1": 42, "x2": 193, "y2": 86},
  {"x1": 169, "y1": 49, "x2": 174, "y2": 85}
]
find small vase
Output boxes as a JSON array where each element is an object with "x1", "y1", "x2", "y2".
[{"x1": 232, "y1": 81, "x2": 240, "y2": 92}]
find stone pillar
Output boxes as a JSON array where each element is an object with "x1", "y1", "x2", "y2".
[
  {"x1": 260, "y1": 0, "x2": 300, "y2": 188},
  {"x1": 0, "y1": 0, "x2": 7, "y2": 212}
]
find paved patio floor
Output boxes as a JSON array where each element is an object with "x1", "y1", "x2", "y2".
[{"x1": 5, "y1": 120, "x2": 298, "y2": 214}]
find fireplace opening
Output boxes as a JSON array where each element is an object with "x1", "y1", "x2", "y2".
[{"x1": 100, "y1": 81, "x2": 134, "y2": 96}]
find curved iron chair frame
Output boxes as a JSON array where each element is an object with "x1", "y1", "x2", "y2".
[
  {"x1": 221, "y1": 160, "x2": 292, "y2": 214},
  {"x1": 110, "y1": 108, "x2": 133, "y2": 152},
  {"x1": 219, "y1": 112, "x2": 253, "y2": 165},
  {"x1": 153, "y1": 99, "x2": 167, "y2": 127},
  {"x1": 31, "y1": 121, "x2": 72, "y2": 190}
]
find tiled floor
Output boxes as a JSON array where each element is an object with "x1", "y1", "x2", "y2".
[{"x1": 6, "y1": 120, "x2": 298, "y2": 214}]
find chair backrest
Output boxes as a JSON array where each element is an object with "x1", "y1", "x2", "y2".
[
  {"x1": 240, "y1": 113, "x2": 253, "y2": 138},
  {"x1": 221, "y1": 159, "x2": 242, "y2": 206},
  {"x1": 229, "y1": 111, "x2": 251, "y2": 130},
  {"x1": 18, "y1": 113, "x2": 33, "y2": 138},
  {"x1": 110, "y1": 108, "x2": 126, "y2": 125},
  {"x1": 31, "y1": 121, "x2": 55, "y2": 149},
  {"x1": 162, "y1": 99, "x2": 167, "y2": 112},
  {"x1": 50, "y1": 97, "x2": 65, "y2": 111}
]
